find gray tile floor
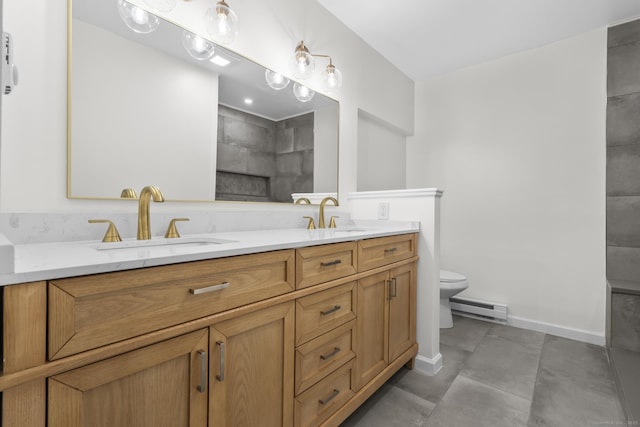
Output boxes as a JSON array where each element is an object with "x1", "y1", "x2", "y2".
[{"x1": 341, "y1": 316, "x2": 629, "y2": 427}]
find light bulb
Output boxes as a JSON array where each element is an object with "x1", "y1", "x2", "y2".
[
  {"x1": 289, "y1": 47, "x2": 315, "y2": 80},
  {"x1": 293, "y1": 82, "x2": 315, "y2": 102},
  {"x1": 265, "y1": 69, "x2": 290, "y2": 90},
  {"x1": 131, "y1": 7, "x2": 149, "y2": 25},
  {"x1": 322, "y1": 64, "x2": 342, "y2": 91},
  {"x1": 117, "y1": 0, "x2": 159, "y2": 34},
  {"x1": 182, "y1": 30, "x2": 215, "y2": 60},
  {"x1": 204, "y1": 1, "x2": 238, "y2": 44}
]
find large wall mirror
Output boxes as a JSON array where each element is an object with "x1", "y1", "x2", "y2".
[{"x1": 68, "y1": 0, "x2": 339, "y2": 203}]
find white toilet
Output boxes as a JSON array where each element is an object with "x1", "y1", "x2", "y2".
[{"x1": 440, "y1": 270, "x2": 469, "y2": 329}]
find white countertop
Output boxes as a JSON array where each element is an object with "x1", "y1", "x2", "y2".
[{"x1": 0, "y1": 222, "x2": 419, "y2": 286}]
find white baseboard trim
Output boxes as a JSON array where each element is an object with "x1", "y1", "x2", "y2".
[
  {"x1": 507, "y1": 315, "x2": 605, "y2": 346},
  {"x1": 414, "y1": 352, "x2": 443, "y2": 376}
]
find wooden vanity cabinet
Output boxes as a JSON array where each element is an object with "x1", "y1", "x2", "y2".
[
  {"x1": 48, "y1": 329, "x2": 209, "y2": 427},
  {"x1": 354, "y1": 259, "x2": 417, "y2": 390},
  {"x1": 0, "y1": 233, "x2": 419, "y2": 427}
]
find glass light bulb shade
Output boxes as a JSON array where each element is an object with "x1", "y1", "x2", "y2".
[
  {"x1": 182, "y1": 31, "x2": 215, "y2": 60},
  {"x1": 204, "y1": 3, "x2": 238, "y2": 44},
  {"x1": 265, "y1": 69, "x2": 290, "y2": 90},
  {"x1": 322, "y1": 65, "x2": 343, "y2": 91},
  {"x1": 143, "y1": 0, "x2": 177, "y2": 12},
  {"x1": 289, "y1": 50, "x2": 315, "y2": 80},
  {"x1": 293, "y1": 82, "x2": 315, "y2": 102},
  {"x1": 117, "y1": 0, "x2": 159, "y2": 34}
]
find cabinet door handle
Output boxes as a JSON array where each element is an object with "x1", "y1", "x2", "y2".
[
  {"x1": 216, "y1": 341, "x2": 225, "y2": 382},
  {"x1": 384, "y1": 247, "x2": 398, "y2": 254},
  {"x1": 320, "y1": 305, "x2": 341, "y2": 316},
  {"x1": 319, "y1": 389, "x2": 340, "y2": 405},
  {"x1": 320, "y1": 347, "x2": 341, "y2": 360},
  {"x1": 391, "y1": 277, "x2": 397, "y2": 298},
  {"x1": 197, "y1": 350, "x2": 207, "y2": 392},
  {"x1": 189, "y1": 282, "x2": 230, "y2": 295},
  {"x1": 320, "y1": 259, "x2": 342, "y2": 267}
]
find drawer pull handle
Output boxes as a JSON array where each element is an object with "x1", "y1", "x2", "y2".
[
  {"x1": 319, "y1": 389, "x2": 340, "y2": 405},
  {"x1": 320, "y1": 305, "x2": 341, "y2": 316},
  {"x1": 320, "y1": 259, "x2": 342, "y2": 267},
  {"x1": 388, "y1": 278, "x2": 398, "y2": 299},
  {"x1": 216, "y1": 341, "x2": 225, "y2": 382},
  {"x1": 197, "y1": 350, "x2": 207, "y2": 392},
  {"x1": 384, "y1": 247, "x2": 398, "y2": 254},
  {"x1": 320, "y1": 347, "x2": 341, "y2": 360},
  {"x1": 189, "y1": 282, "x2": 230, "y2": 295}
]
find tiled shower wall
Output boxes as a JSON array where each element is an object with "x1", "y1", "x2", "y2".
[
  {"x1": 216, "y1": 105, "x2": 314, "y2": 202},
  {"x1": 607, "y1": 18, "x2": 640, "y2": 352}
]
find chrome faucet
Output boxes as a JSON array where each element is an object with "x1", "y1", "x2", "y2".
[
  {"x1": 318, "y1": 196, "x2": 339, "y2": 228},
  {"x1": 137, "y1": 186, "x2": 165, "y2": 240}
]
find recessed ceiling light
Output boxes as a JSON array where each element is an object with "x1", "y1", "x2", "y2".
[
  {"x1": 244, "y1": 98, "x2": 253, "y2": 105},
  {"x1": 210, "y1": 55, "x2": 231, "y2": 67}
]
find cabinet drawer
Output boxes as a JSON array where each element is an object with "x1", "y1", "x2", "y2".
[
  {"x1": 295, "y1": 283, "x2": 356, "y2": 346},
  {"x1": 295, "y1": 320, "x2": 355, "y2": 395},
  {"x1": 294, "y1": 360, "x2": 355, "y2": 427},
  {"x1": 48, "y1": 250, "x2": 295, "y2": 360},
  {"x1": 357, "y1": 234, "x2": 416, "y2": 272},
  {"x1": 296, "y1": 242, "x2": 357, "y2": 289}
]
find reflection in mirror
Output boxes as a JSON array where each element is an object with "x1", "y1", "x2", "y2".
[{"x1": 68, "y1": 0, "x2": 339, "y2": 202}]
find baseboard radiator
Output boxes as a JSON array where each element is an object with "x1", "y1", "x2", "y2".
[{"x1": 450, "y1": 296, "x2": 508, "y2": 324}]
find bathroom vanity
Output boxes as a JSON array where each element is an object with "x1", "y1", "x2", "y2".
[{"x1": 0, "y1": 227, "x2": 418, "y2": 427}]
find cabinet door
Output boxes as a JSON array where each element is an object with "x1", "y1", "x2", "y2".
[
  {"x1": 354, "y1": 271, "x2": 389, "y2": 390},
  {"x1": 388, "y1": 263, "x2": 417, "y2": 362},
  {"x1": 48, "y1": 329, "x2": 209, "y2": 427},
  {"x1": 210, "y1": 301, "x2": 295, "y2": 427}
]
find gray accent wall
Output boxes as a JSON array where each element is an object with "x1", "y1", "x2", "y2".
[
  {"x1": 607, "y1": 19, "x2": 640, "y2": 284},
  {"x1": 216, "y1": 105, "x2": 314, "y2": 202}
]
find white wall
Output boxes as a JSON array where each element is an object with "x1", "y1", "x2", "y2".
[
  {"x1": 0, "y1": 0, "x2": 414, "y2": 212},
  {"x1": 407, "y1": 29, "x2": 608, "y2": 343},
  {"x1": 357, "y1": 110, "x2": 407, "y2": 192}
]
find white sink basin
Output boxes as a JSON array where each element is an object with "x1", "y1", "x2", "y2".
[
  {"x1": 95, "y1": 236, "x2": 236, "y2": 251},
  {"x1": 331, "y1": 227, "x2": 368, "y2": 233}
]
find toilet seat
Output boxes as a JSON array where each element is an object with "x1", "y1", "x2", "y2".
[{"x1": 440, "y1": 270, "x2": 467, "y2": 283}]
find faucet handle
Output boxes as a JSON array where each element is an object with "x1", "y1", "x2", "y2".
[
  {"x1": 120, "y1": 188, "x2": 138, "y2": 199},
  {"x1": 89, "y1": 219, "x2": 122, "y2": 243},
  {"x1": 303, "y1": 216, "x2": 316, "y2": 230},
  {"x1": 329, "y1": 216, "x2": 339, "y2": 229},
  {"x1": 165, "y1": 218, "x2": 190, "y2": 238}
]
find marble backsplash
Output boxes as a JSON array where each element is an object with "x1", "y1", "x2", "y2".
[{"x1": 0, "y1": 207, "x2": 350, "y2": 245}]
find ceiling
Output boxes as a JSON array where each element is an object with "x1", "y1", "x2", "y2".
[{"x1": 316, "y1": 0, "x2": 640, "y2": 81}]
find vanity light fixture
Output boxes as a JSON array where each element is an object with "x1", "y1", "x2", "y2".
[
  {"x1": 182, "y1": 30, "x2": 216, "y2": 61},
  {"x1": 265, "y1": 69, "x2": 290, "y2": 90},
  {"x1": 142, "y1": 0, "x2": 177, "y2": 12},
  {"x1": 204, "y1": 0, "x2": 238, "y2": 44},
  {"x1": 117, "y1": 0, "x2": 160, "y2": 34},
  {"x1": 293, "y1": 82, "x2": 315, "y2": 102},
  {"x1": 289, "y1": 40, "x2": 343, "y2": 91}
]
